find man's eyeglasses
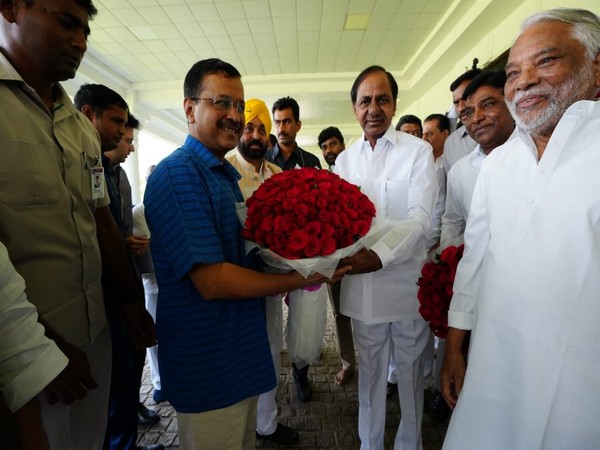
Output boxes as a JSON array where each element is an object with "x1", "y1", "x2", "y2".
[{"x1": 189, "y1": 96, "x2": 245, "y2": 115}]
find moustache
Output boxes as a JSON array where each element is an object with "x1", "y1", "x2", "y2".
[
  {"x1": 510, "y1": 87, "x2": 549, "y2": 104},
  {"x1": 248, "y1": 139, "x2": 265, "y2": 149},
  {"x1": 220, "y1": 118, "x2": 242, "y2": 132}
]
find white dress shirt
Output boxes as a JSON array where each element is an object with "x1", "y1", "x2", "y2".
[
  {"x1": 334, "y1": 125, "x2": 437, "y2": 323},
  {"x1": 440, "y1": 145, "x2": 486, "y2": 248}
]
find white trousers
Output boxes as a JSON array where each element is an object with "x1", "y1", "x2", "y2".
[
  {"x1": 39, "y1": 326, "x2": 112, "y2": 450},
  {"x1": 388, "y1": 333, "x2": 434, "y2": 384},
  {"x1": 143, "y1": 273, "x2": 161, "y2": 391},
  {"x1": 353, "y1": 317, "x2": 430, "y2": 450},
  {"x1": 256, "y1": 295, "x2": 283, "y2": 435}
]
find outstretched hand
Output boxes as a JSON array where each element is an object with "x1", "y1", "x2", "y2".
[
  {"x1": 338, "y1": 248, "x2": 382, "y2": 275},
  {"x1": 304, "y1": 265, "x2": 352, "y2": 287}
]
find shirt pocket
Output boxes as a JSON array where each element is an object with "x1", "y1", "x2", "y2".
[
  {"x1": 383, "y1": 179, "x2": 409, "y2": 220},
  {"x1": 0, "y1": 140, "x2": 62, "y2": 205}
]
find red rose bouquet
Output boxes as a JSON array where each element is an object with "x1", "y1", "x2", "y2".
[
  {"x1": 241, "y1": 167, "x2": 376, "y2": 277},
  {"x1": 417, "y1": 244, "x2": 464, "y2": 339},
  {"x1": 239, "y1": 167, "x2": 376, "y2": 365}
]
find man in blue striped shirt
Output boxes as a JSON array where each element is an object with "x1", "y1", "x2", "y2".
[{"x1": 144, "y1": 58, "x2": 349, "y2": 450}]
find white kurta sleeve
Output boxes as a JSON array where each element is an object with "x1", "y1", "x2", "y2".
[
  {"x1": 447, "y1": 160, "x2": 491, "y2": 330},
  {"x1": 440, "y1": 166, "x2": 466, "y2": 249},
  {"x1": 0, "y1": 243, "x2": 68, "y2": 413},
  {"x1": 132, "y1": 203, "x2": 150, "y2": 238},
  {"x1": 424, "y1": 163, "x2": 446, "y2": 250}
]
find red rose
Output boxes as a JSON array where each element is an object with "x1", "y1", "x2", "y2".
[
  {"x1": 288, "y1": 230, "x2": 309, "y2": 252},
  {"x1": 304, "y1": 235, "x2": 322, "y2": 257},
  {"x1": 305, "y1": 221, "x2": 322, "y2": 236}
]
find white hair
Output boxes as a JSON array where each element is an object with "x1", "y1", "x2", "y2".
[{"x1": 521, "y1": 8, "x2": 600, "y2": 61}]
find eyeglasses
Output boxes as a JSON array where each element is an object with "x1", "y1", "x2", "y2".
[{"x1": 189, "y1": 96, "x2": 245, "y2": 115}]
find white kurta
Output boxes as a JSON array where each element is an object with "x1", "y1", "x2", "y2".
[
  {"x1": 440, "y1": 145, "x2": 486, "y2": 249},
  {"x1": 424, "y1": 157, "x2": 447, "y2": 252},
  {"x1": 334, "y1": 126, "x2": 438, "y2": 323},
  {"x1": 0, "y1": 242, "x2": 68, "y2": 412},
  {"x1": 226, "y1": 150, "x2": 284, "y2": 435},
  {"x1": 444, "y1": 100, "x2": 600, "y2": 449}
]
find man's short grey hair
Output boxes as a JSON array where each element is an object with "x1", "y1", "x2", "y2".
[{"x1": 521, "y1": 8, "x2": 600, "y2": 61}]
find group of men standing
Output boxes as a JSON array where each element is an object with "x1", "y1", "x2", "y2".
[{"x1": 2, "y1": 2, "x2": 600, "y2": 450}]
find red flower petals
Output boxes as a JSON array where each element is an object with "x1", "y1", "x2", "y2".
[
  {"x1": 417, "y1": 244, "x2": 464, "y2": 338},
  {"x1": 243, "y1": 168, "x2": 376, "y2": 259}
]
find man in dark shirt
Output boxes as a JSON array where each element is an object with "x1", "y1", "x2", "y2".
[{"x1": 266, "y1": 96, "x2": 321, "y2": 170}]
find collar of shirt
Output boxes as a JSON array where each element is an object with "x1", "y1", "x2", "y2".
[
  {"x1": 0, "y1": 52, "x2": 73, "y2": 118},
  {"x1": 359, "y1": 124, "x2": 397, "y2": 150},
  {"x1": 183, "y1": 134, "x2": 242, "y2": 182},
  {"x1": 272, "y1": 143, "x2": 302, "y2": 160}
]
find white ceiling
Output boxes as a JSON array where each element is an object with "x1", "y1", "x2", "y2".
[{"x1": 65, "y1": 0, "x2": 530, "y2": 150}]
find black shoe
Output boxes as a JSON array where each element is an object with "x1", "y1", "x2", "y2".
[
  {"x1": 292, "y1": 364, "x2": 312, "y2": 402},
  {"x1": 431, "y1": 390, "x2": 451, "y2": 423},
  {"x1": 256, "y1": 423, "x2": 299, "y2": 445},
  {"x1": 138, "y1": 404, "x2": 161, "y2": 425},
  {"x1": 135, "y1": 445, "x2": 165, "y2": 450},
  {"x1": 386, "y1": 382, "x2": 398, "y2": 399}
]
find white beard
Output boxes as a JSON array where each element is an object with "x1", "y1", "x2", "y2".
[{"x1": 506, "y1": 64, "x2": 596, "y2": 136}]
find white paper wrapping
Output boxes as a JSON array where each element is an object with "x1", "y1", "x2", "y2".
[{"x1": 285, "y1": 284, "x2": 328, "y2": 365}]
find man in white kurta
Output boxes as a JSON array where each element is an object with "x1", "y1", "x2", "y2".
[
  {"x1": 441, "y1": 9, "x2": 600, "y2": 450},
  {"x1": 335, "y1": 66, "x2": 437, "y2": 450},
  {"x1": 440, "y1": 69, "x2": 516, "y2": 249},
  {"x1": 434, "y1": 71, "x2": 516, "y2": 421},
  {"x1": 225, "y1": 98, "x2": 298, "y2": 446}
]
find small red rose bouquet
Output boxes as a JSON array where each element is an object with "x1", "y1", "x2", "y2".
[
  {"x1": 239, "y1": 167, "x2": 376, "y2": 364},
  {"x1": 417, "y1": 244, "x2": 464, "y2": 339}
]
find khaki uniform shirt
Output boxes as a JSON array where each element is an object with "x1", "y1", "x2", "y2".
[{"x1": 0, "y1": 53, "x2": 108, "y2": 346}]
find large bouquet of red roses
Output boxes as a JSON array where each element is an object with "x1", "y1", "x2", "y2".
[
  {"x1": 242, "y1": 167, "x2": 376, "y2": 276},
  {"x1": 417, "y1": 244, "x2": 464, "y2": 339}
]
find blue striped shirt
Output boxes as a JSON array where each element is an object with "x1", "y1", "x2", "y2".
[{"x1": 144, "y1": 135, "x2": 275, "y2": 413}]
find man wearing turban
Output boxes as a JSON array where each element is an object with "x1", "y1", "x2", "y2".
[{"x1": 225, "y1": 98, "x2": 299, "y2": 445}]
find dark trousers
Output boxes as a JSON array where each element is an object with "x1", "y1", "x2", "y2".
[{"x1": 104, "y1": 307, "x2": 146, "y2": 450}]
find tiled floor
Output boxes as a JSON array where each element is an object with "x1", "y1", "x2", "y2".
[{"x1": 137, "y1": 304, "x2": 449, "y2": 449}]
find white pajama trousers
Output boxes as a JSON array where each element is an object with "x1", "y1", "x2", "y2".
[
  {"x1": 353, "y1": 317, "x2": 430, "y2": 450},
  {"x1": 39, "y1": 326, "x2": 112, "y2": 450},
  {"x1": 256, "y1": 295, "x2": 283, "y2": 435},
  {"x1": 143, "y1": 273, "x2": 161, "y2": 391}
]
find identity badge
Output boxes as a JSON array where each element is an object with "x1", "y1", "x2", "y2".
[{"x1": 91, "y1": 166, "x2": 105, "y2": 199}]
